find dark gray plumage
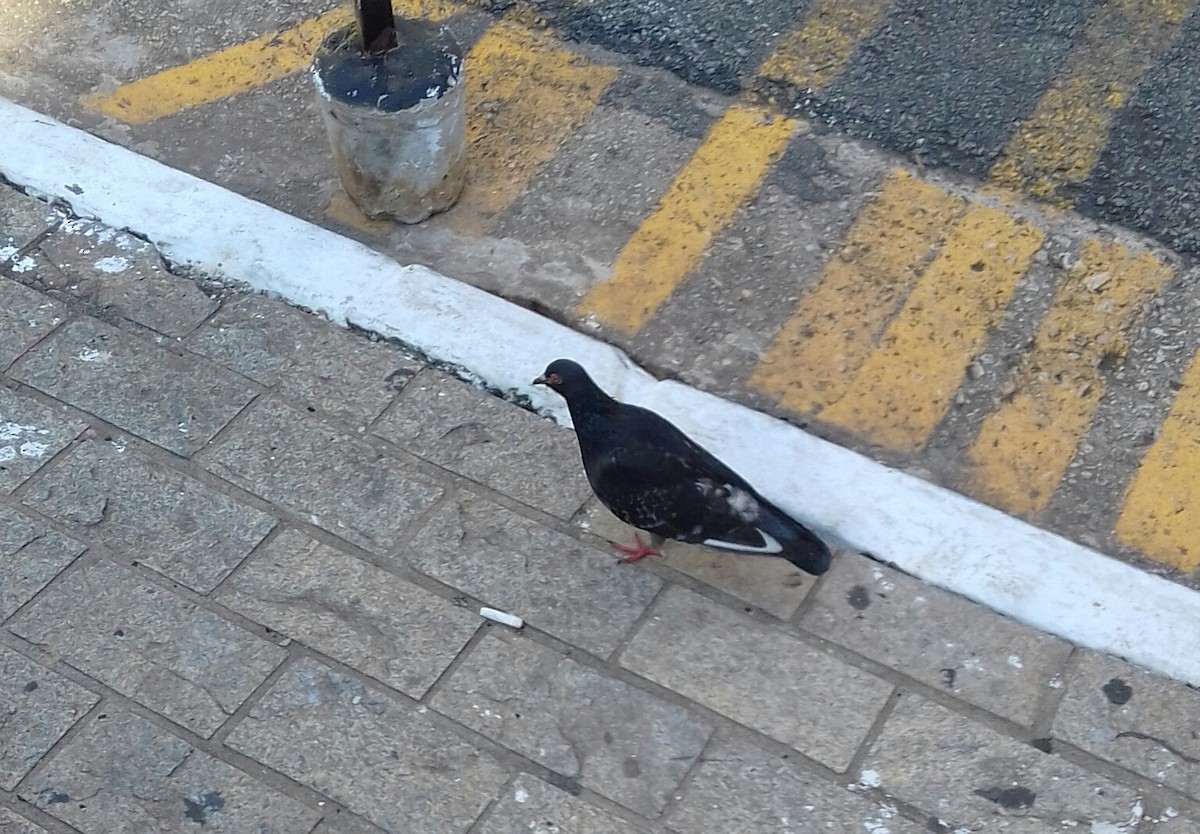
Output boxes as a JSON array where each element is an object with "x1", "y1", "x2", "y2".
[{"x1": 534, "y1": 359, "x2": 831, "y2": 574}]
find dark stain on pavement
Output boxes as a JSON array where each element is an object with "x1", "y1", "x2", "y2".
[
  {"x1": 1030, "y1": 737, "x2": 1053, "y2": 753},
  {"x1": 183, "y1": 791, "x2": 225, "y2": 824},
  {"x1": 1103, "y1": 677, "x2": 1134, "y2": 705},
  {"x1": 545, "y1": 771, "x2": 583, "y2": 795},
  {"x1": 975, "y1": 785, "x2": 1036, "y2": 810},
  {"x1": 847, "y1": 584, "x2": 871, "y2": 610}
]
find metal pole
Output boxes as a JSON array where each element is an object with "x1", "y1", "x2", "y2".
[{"x1": 355, "y1": 0, "x2": 397, "y2": 54}]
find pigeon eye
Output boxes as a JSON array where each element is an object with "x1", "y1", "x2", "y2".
[{"x1": 549, "y1": 373, "x2": 561, "y2": 384}]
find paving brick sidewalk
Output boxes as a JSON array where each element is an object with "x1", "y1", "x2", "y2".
[{"x1": 2, "y1": 183, "x2": 1198, "y2": 834}]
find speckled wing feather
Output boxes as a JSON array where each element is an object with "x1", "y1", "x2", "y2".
[{"x1": 585, "y1": 405, "x2": 770, "y2": 546}]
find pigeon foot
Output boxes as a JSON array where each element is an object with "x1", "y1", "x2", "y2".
[{"x1": 614, "y1": 534, "x2": 661, "y2": 564}]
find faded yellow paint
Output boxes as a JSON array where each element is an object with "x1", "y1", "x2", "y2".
[
  {"x1": 748, "y1": 170, "x2": 966, "y2": 413},
  {"x1": 453, "y1": 20, "x2": 616, "y2": 230},
  {"x1": 819, "y1": 207, "x2": 1044, "y2": 452},
  {"x1": 83, "y1": 0, "x2": 459, "y2": 124},
  {"x1": 577, "y1": 105, "x2": 795, "y2": 333},
  {"x1": 988, "y1": 0, "x2": 1195, "y2": 204},
  {"x1": 576, "y1": 0, "x2": 887, "y2": 333},
  {"x1": 325, "y1": 188, "x2": 393, "y2": 235},
  {"x1": 759, "y1": 0, "x2": 894, "y2": 90},
  {"x1": 1117, "y1": 345, "x2": 1200, "y2": 570},
  {"x1": 968, "y1": 242, "x2": 1171, "y2": 514}
]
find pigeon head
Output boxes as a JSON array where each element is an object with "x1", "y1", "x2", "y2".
[{"x1": 533, "y1": 359, "x2": 610, "y2": 405}]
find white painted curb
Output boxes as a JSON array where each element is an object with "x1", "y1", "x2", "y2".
[{"x1": 5, "y1": 98, "x2": 1199, "y2": 687}]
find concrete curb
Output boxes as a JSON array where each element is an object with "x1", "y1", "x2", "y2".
[{"x1": 5, "y1": 97, "x2": 1199, "y2": 687}]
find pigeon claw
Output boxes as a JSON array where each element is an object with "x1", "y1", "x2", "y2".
[{"x1": 613, "y1": 534, "x2": 661, "y2": 565}]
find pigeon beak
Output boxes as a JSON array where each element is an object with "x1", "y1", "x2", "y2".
[{"x1": 532, "y1": 373, "x2": 549, "y2": 386}]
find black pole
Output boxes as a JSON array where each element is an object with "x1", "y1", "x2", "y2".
[{"x1": 356, "y1": 0, "x2": 397, "y2": 54}]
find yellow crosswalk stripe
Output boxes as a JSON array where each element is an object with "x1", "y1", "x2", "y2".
[
  {"x1": 578, "y1": 0, "x2": 890, "y2": 332},
  {"x1": 83, "y1": 1, "x2": 459, "y2": 124},
  {"x1": 453, "y1": 20, "x2": 616, "y2": 230},
  {"x1": 758, "y1": 0, "x2": 894, "y2": 90},
  {"x1": 576, "y1": 104, "x2": 795, "y2": 333},
  {"x1": 988, "y1": 0, "x2": 1196, "y2": 204},
  {"x1": 748, "y1": 170, "x2": 966, "y2": 414},
  {"x1": 1117, "y1": 348, "x2": 1200, "y2": 571},
  {"x1": 818, "y1": 207, "x2": 1044, "y2": 452},
  {"x1": 967, "y1": 242, "x2": 1171, "y2": 514}
]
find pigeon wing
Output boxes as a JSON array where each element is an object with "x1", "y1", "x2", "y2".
[{"x1": 587, "y1": 406, "x2": 769, "y2": 545}]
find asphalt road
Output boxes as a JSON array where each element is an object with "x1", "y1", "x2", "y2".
[{"x1": 484, "y1": 0, "x2": 1200, "y2": 258}]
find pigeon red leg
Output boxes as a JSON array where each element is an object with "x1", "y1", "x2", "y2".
[{"x1": 613, "y1": 533, "x2": 661, "y2": 564}]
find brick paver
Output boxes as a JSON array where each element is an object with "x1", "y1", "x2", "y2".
[
  {"x1": 22, "y1": 710, "x2": 319, "y2": 834},
  {"x1": 38, "y1": 219, "x2": 218, "y2": 337},
  {"x1": 0, "y1": 386, "x2": 86, "y2": 494},
  {"x1": 186, "y1": 294, "x2": 419, "y2": 427},
  {"x1": 622, "y1": 585, "x2": 894, "y2": 772},
  {"x1": 1054, "y1": 650, "x2": 1200, "y2": 800},
  {"x1": 216, "y1": 528, "x2": 480, "y2": 699},
  {"x1": 13, "y1": 317, "x2": 256, "y2": 456},
  {"x1": 0, "y1": 645, "x2": 98, "y2": 790},
  {"x1": 199, "y1": 396, "x2": 443, "y2": 553},
  {"x1": 22, "y1": 438, "x2": 275, "y2": 592},
  {"x1": 0, "y1": 507, "x2": 84, "y2": 619},
  {"x1": 430, "y1": 630, "x2": 711, "y2": 816},
  {"x1": 801, "y1": 550, "x2": 1074, "y2": 726},
  {"x1": 2, "y1": 189, "x2": 1199, "y2": 832}
]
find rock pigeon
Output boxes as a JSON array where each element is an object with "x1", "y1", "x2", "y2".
[{"x1": 534, "y1": 359, "x2": 831, "y2": 574}]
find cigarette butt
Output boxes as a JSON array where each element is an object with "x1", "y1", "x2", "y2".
[{"x1": 479, "y1": 607, "x2": 524, "y2": 629}]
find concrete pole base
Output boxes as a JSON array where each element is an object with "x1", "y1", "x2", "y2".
[{"x1": 311, "y1": 19, "x2": 466, "y2": 224}]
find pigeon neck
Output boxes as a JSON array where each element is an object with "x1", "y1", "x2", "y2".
[{"x1": 563, "y1": 382, "x2": 620, "y2": 437}]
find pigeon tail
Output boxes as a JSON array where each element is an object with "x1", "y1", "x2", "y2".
[{"x1": 754, "y1": 503, "x2": 832, "y2": 576}]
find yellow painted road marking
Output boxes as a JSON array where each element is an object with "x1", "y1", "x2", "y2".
[
  {"x1": 759, "y1": 0, "x2": 894, "y2": 90},
  {"x1": 578, "y1": 0, "x2": 889, "y2": 332},
  {"x1": 988, "y1": 0, "x2": 1195, "y2": 204},
  {"x1": 326, "y1": 188, "x2": 393, "y2": 234},
  {"x1": 576, "y1": 104, "x2": 795, "y2": 333},
  {"x1": 748, "y1": 170, "x2": 966, "y2": 413},
  {"x1": 818, "y1": 208, "x2": 1044, "y2": 452},
  {"x1": 1117, "y1": 347, "x2": 1200, "y2": 570},
  {"x1": 455, "y1": 20, "x2": 616, "y2": 228},
  {"x1": 83, "y1": 0, "x2": 459, "y2": 124},
  {"x1": 968, "y1": 242, "x2": 1171, "y2": 514}
]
